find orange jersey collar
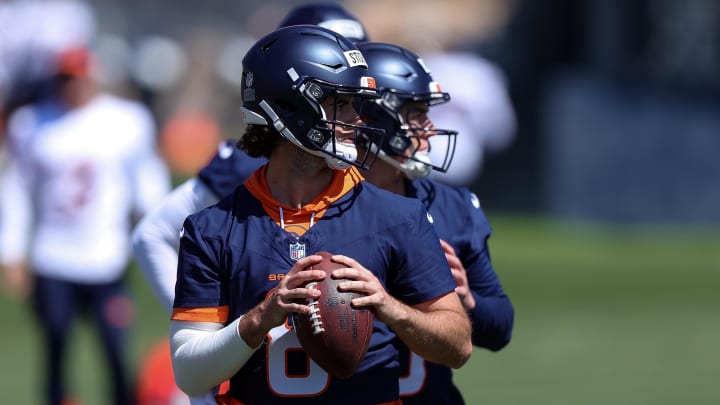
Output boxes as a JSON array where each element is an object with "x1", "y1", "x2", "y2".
[{"x1": 244, "y1": 165, "x2": 365, "y2": 235}]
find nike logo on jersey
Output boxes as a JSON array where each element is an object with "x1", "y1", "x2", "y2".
[
  {"x1": 470, "y1": 193, "x2": 481, "y2": 209},
  {"x1": 179, "y1": 227, "x2": 185, "y2": 238},
  {"x1": 219, "y1": 143, "x2": 234, "y2": 159}
]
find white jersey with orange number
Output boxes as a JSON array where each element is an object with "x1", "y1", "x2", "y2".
[{"x1": 0, "y1": 93, "x2": 170, "y2": 283}]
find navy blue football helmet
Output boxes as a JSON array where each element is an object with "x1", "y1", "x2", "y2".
[
  {"x1": 356, "y1": 42, "x2": 458, "y2": 179},
  {"x1": 278, "y1": 3, "x2": 368, "y2": 42},
  {"x1": 240, "y1": 25, "x2": 383, "y2": 170}
]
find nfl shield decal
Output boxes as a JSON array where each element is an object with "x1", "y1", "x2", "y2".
[{"x1": 289, "y1": 241, "x2": 306, "y2": 261}]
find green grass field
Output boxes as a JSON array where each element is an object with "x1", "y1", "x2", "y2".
[{"x1": 1, "y1": 215, "x2": 719, "y2": 404}]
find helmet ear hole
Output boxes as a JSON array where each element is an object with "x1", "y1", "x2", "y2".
[
  {"x1": 306, "y1": 83, "x2": 326, "y2": 102},
  {"x1": 389, "y1": 135, "x2": 412, "y2": 154},
  {"x1": 307, "y1": 129, "x2": 330, "y2": 147},
  {"x1": 382, "y1": 93, "x2": 403, "y2": 112}
]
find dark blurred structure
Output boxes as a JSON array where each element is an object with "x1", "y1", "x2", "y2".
[{"x1": 479, "y1": 0, "x2": 720, "y2": 223}]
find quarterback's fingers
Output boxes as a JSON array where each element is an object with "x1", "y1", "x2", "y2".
[
  {"x1": 350, "y1": 294, "x2": 379, "y2": 308},
  {"x1": 267, "y1": 286, "x2": 321, "y2": 313},
  {"x1": 330, "y1": 267, "x2": 378, "y2": 284},
  {"x1": 330, "y1": 254, "x2": 365, "y2": 271},
  {"x1": 348, "y1": 284, "x2": 394, "y2": 313},
  {"x1": 445, "y1": 253, "x2": 463, "y2": 270},
  {"x1": 287, "y1": 255, "x2": 324, "y2": 275},
  {"x1": 283, "y1": 269, "x2": 327, "y2": 289},
  {"x1": 283, "y1": 285, "x2": 323, "y2": 301},
  {"x1": 275, "y1": 300, "x2": 312, "y2": 315},
  {"x1": 452, "y1": 270, "x2": 470, "y2": 297},
  {"x1": 336, "y1": 279, "x2": 375, "y2": 295}
]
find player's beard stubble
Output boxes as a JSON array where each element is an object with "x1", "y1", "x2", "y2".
[{"x1": 291, "y1": 147, "x2": 335, "y2": 178}]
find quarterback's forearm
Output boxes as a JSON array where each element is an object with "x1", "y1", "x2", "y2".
[
  {"x1": 386, "y1": 292, "x2": 472, "y2": 369},
  {"x1": 170, "y1": 319, "x2": 259, "y2": 396}
]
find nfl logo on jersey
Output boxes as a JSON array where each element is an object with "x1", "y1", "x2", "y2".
[{"x1": 289, "y1": 241, "x2": 306, "y2": 261}]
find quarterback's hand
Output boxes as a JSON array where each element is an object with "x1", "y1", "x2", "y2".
[
  {"x1": 239, "y1": 255, "x2": 325, "y2": 347},
  {"x1": 440, "y1": 239, "x2": 475, "y2": 311},
  {"x1": 331, "y1": 254, "x2": 405, "y2": 324}
]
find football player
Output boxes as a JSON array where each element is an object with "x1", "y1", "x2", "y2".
[
  {"x1": 355, "y1": 41, "x2": 515, "y2": 404},
  {"x1": 133, "y1": 4, "x2": 510, "y2": 405},
  {"x1": 131, "y1": 6, "x2": 369, "y2": 403},
  {"x1": 131, "y1": 2, "x2": 368, "y2": 316},
  {"x1": 0, "y1": 47, "x2": 171, "y2": 405},
  {"x1": 169, "y1": 25, "x2": 471, "y2": 405}
]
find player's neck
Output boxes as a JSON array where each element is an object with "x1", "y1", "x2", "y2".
[
  {"x1": 266, "y1": 145, "x2": 334, "y2": 208},
  {"x1": 364, "y1": 162, "x2": 407, "y2": 197}
]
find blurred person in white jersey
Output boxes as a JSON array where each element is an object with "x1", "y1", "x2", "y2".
[
  {"x1": 0, "y1": 47, "x2": 171, "y2": 405},
  {"x1": 1, "y1": 0, "x2": 97, "y2": 181}
]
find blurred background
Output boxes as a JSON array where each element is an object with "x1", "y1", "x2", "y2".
[
  {"x1": 5, "y1": 0, "x2": 720, "y2": 222},
  {"x1": 1, "y1": 0, "x2": 719, "y2": 404}
]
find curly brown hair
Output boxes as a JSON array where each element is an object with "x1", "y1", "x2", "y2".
[{"x1": 236, "y1": 125, "x2": 282, "y2": 158}]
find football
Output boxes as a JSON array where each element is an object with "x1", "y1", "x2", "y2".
[{"x1": 292, "y1": 251, "x2": 374, "y2": 379}]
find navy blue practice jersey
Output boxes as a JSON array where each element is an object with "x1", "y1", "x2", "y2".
[
  {"x1": 197, "y1": 141, "x2": 266, "y2": 199},
  {"x1": 399, "y1": 178, "x2": 514, "y2": 405},
  {"x1": 173, "y1": 167, "x2": 456, "y2": 405}
]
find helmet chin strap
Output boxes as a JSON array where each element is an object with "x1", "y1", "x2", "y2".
[
  {"x1": 369, "y1": 142, "x2": 433, "y2": 180},
  {"x1": 257, "y1": 100, "x2": 357, "y2": 170}
]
